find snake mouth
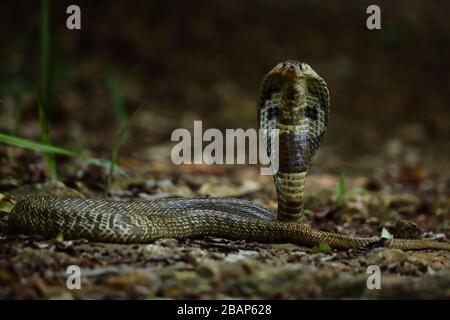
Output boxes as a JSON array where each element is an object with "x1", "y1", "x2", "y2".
[{"x1": 272, "y1": 60, "x2": 304, "y2": 78}]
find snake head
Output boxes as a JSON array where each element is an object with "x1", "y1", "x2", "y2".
[
  {"x1": 271, "y1": 60, "x2": 320, "y2": 80},
  {"x1": 266, "y1": 60, "x2": 324, "y2": 124}
]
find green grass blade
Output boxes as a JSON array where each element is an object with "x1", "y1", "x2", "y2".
[
  {"x1": 37, "y1": 95, "x2": 57, "y2": 181},
  {"x1": 103, "y1": 122, "x2": 129, "y2": 198},
  {"x1": 103, "y1": 73, "x2": 131, "y2": 198},
  {"x1": 335, "y1": 171, "x2": 346, "y2": 209},
  {"x1": 106, "y1": 73, "x2": 127, "y2": 130},
  {"x1": 40, "y1": 0, "x2": 50, "y2": 108},
  {"x1": 0, "y1": 133, "x2": 126, "y2": 177},
  {"x1": 0, "y1": 133, "x2": 76, "y2": 156}
]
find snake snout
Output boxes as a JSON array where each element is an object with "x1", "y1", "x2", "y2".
[
  {"x1": 283, "y1": 64, "x2": 298, "y2": 75},
  {"x1": 272, "y1": 60, "x2": 303, "y2": 77}
]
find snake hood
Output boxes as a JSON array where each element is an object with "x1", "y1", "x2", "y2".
[
  {"x1": 259, "y1": 60, "x2": 329, "y2": 126},
  {"x1": 258, "y1": 60, "x2": 330, "y2": 221}
]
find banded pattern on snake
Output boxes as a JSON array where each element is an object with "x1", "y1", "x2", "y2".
[{"x1": 9, "y1": 61, "x2": 450, "y2": 251}]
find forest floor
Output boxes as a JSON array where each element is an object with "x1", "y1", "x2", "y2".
[{"x1": 0, "y1": 138, "x2": 449, "y2": 299}]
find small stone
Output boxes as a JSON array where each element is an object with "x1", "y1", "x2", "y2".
[
  {"x1": 390, "y1": 220, "x2": 422, "y2": 239},
  {"x1": 155, "y1": 238, "x2": 179, "y2": 247}
]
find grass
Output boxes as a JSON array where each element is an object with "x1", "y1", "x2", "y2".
[
  {"x1": 36, "y1": 0, "x2": 55, "y2": 180},
  {"x1": 0, "y1": 132, "x2": 118, "y2": 173},
  {"x1": 334, "y1": 171, "x2": 369, "y2": 210},
  {"x1": 335, "y1": 171, "x2": 346, "y2": 209},
  {"x1": 107, "y1": 73, "x2": 128, "y2": 131},
  {"x1": 103, "y1": 72, "x2": 129, "y2": 198},
  {"x1": 14, "y1": 95, "x2": 25, "y2": 135},
  {"x1": 40, "y1": 0, "x2": 50, "y2": 108},
  {"x1": 37, "y1": 94, "x2": 58, "y2": 181},
  {"x1": 103, "y1": 122, "x2": 129, "y2": 198},
  {"x1": 0, "y1": 2, "x2": 129, "y2": 188},
  {"x1": 0, "y1": 133, "x2": 77, "y2": 157}
]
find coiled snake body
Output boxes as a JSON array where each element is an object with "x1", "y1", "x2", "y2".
[{"x1": 9, "y1": 61, "x2": 450, "y2": 251}]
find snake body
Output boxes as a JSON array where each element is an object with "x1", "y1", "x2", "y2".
[{"x1": 9, "y1": 61, "x2": 450, "y2": 251}]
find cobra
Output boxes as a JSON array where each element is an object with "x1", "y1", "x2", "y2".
[{"x1": 9, "y1": 61, "x2": 450, "y2": 251}]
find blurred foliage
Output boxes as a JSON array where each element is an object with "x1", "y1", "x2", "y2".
[
  {"x1": 0, "y1": 0, "x2": 448, "y2": 161},
  {"x1": 335, "y1": 172, "x2": 346, "y2": 209},
  {"x1": 39, "y1": 0, "x2": 51, "y2": 109},
  {"x1": 37, "y1": 94, "x2": 58, "y2": 181},
  {"x1": 104, "y1": 72, "x2": 129, "y2": 197}
]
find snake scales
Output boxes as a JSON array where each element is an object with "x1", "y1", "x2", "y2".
[{"x1": 9, "y1": 61, "x2": 450, "y2": 251}]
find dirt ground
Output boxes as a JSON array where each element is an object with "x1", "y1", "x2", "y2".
[{"x1": 0, "y1": 149, "x2": 449, "y2": 299}]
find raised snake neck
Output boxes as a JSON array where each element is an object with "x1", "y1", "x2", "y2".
[{"x1": 9, "y1": 61, "x2": 450, "y2": 251}]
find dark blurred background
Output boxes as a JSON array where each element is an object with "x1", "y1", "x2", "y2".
[{"x1": 1, "y1": 0, "x2": 449, "y2": 178}]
